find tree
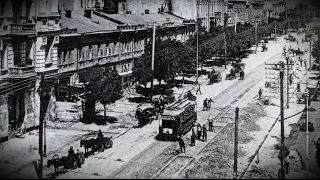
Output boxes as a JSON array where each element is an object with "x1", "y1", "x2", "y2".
[
  {"x1": 81, "y1": 66, "x2": 104, "y2": 124},
  {"x1": 133, "y1": 53, "x2": 152, "y2": 88},
  {"x1": 312, "y1": 40, "x2": 320, "y2": 64},
  {"x1": 98, "y1": 68, "x2": 122, "y2": 121}
]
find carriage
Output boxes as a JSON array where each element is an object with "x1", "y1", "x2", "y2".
[
  {"x1": 80, "y1": 136, "x2": 113, "y2": 156},
  {"x1": 261, "y1": 44, "x2": 268, "y2": 52},
  {"x1": 284, "y1": 34, "x2": 296, "y2": 42},
  {"x1": 208, "y1": 68, "x2": 222, "y2": 84},
  {"x1": 47, "y1": 153, "x2": 85, "y2": 173},
  {"x1": 135, "y1": 103, "x2": 156, "y2": 127}
]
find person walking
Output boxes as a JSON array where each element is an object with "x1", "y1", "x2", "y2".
[
  {"x1": 177, "y1": 136, "x2": 185, "y2": 153},
  {"x1": 196, "y1": 83, "x2": 202, "y2": 94},
  {"x1": 203, "y1": 98, "x2": 208, "y2": 111},
  {"x1": 197, "y1": 123, "x2": 202, "y2": 140},
  {"x1": 258, "y1": 88, "x2": 263, "y2": 100},
  {"x1": 202, "y1": 124, "x2": 207, "y2": 142},
  {"x1": 208, "y1": 118, "x2": 213, "y2": 132},
  {"x1": 285, "y1": 159, "x2": 289, "y2": 174},
  {"x1": 191, "y1": 128, "x2": 196, "y2": 146}
]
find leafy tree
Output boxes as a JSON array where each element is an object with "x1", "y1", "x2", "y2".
[
  {"x1": 133, "y1": 53, "x2": 152, "y2": 88},
  {"x1": 97, "y1": 68, "x2": 122, "y2": 121},
  {"x1": 312, "y1": 40, "x2": 320, "y2": 64},
  {"x1": 81, "y1": 66, "x2": 104, "y2": 123}
]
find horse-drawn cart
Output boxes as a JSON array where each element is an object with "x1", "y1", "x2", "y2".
[{"x1": 47, "y1": 153, "x2": 85, "y2": 173}]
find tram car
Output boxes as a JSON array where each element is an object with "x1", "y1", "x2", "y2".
[{"x1": 158, "y1": 98, "x2": 197, "y2": 140}]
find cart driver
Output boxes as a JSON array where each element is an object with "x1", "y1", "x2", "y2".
[
  {"x1": 68, "y1": 146, "x2": 75, "y2": 156},
  {"x1": 97, "y1": 130, "x2": 104, "y2": 145}
]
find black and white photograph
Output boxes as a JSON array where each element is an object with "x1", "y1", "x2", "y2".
[{"x1": 0, "y1": 0, "x2": 320, "y2": 179}]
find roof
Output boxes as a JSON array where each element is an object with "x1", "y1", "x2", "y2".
[
  {"x1": 100, "y1": 12, "x2": 185, "y2": 26},
  {"x1": 60, "y1": 11, "x2": 118, "y2": 33},
  {"x1": 162, "y1": 99, "x2": 196, "y2": 117}
]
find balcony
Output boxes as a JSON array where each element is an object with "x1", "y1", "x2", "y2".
[
  {"x1": 8, "y1": 66, "x2": 36, "y2": 78},
  {"x1": 10, "y1": 24, "x2": 36, "y2": 34}
]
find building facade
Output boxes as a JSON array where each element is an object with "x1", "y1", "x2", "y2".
[{"x1": 0, "y1": 0, "x2": 60, "y2": 138}]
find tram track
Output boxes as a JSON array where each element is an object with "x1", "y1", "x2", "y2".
[
  {"x1": 150, "y1": 49, "x2": 285, "y2": 179},
  {"x1": 151, "y1": 108, "x2": 242, "y2": 179}
]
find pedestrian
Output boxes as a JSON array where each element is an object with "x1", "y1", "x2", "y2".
[
  {"x1": 203, "y1": 98, "x2": 208, "y2": 111},
  {"x1": 197, "y1": 123, "x2": 202, "y2": 140},
  {"x1": 289, "y1": 74, "x2": 293, "y2": 85},
  {"x1": 314, "y1": 138, "x2": 320, "y2": 150},
  {"x1": 258, "y1": 88, "x2": 263, "y2": 100},
  {"x1": 177, "y1": 135, "x2": 185, "y2": 153},
  {"x1": 303, "y1": 59, "x2": 307, "y2": 67},
  {"x1": 208, "y1": 118, "x2": 213, "y2": 132},
  {"x1": 196, "y1": 83, "x2": 202, "y2": 94},
  {"x1": 191, "y1": 128, "x2": 196, "y2": 146},
  {"x1": 297, "y1": 40, "x2": 299, "y2": 45},
  {"x1": 285, "y1": 159, "x2": 289, "y2": 174},
  {"x1": 202, "y1": 124, "x2": 207, "y2": 142}
]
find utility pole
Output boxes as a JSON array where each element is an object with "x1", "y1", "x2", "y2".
[
  {"x1": 196, "y1": 16, "x2": 199, "y2": 83},
  {"x1": 151, "y1": 22, "x2": 156, "y2": 102},
  {"x1": 38, "y1": 73, "x2": 44, "y2": 179},
  {"x1": 275, "y1": 19, "x2": 277, "y2": 43},
  {"x1": 286, "y1": 57, "x2": 290, "y2": 108},
  {"x1": 306, "y1": 68, "x2": 309, "y2": 179},
  {"x1": 224, "y1": 31, "x2": 227, "y2": 69},
  {"x1": 255, "y1": 20, "x2": 258, "y2": 54},
  {"x1": 38, "y1": 73, "x2": 51, "y2": 178},
  {"x1": 279, "y1": 63, "x2": 285, "y2": 179},
  {"x1": 234, "y1": 107, "x2": 239, "y2": 179},
  {"x1": 235, "y1": 11, "x2": 238, "y2": 33}
]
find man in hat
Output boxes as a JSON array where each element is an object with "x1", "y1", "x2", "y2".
[
  {"x1": 202, "y1": 124, "x2": 207, "y2": 142},
  {"x1": 191, "y1": 128, "x2": 196, "y2": 146},
  {"x1": 177, "y1": 135, "x2": 185, "y2": 153}
]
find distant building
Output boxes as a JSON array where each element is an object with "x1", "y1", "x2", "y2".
[
  {"x1": 305, "y1": 17, "x2": 320, "y2": 41},
  {"x1": 227, "y1": 0, "x2": 249, "y2": 27}
]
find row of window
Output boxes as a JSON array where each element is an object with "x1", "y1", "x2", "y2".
[{"x1": 60, "y1": 41, "x2": 144, "y2": 64}]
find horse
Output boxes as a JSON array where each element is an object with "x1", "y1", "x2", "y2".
[
  {"x1": 80, "y1": 138, "x2": 96, "y2": 157},
  {"x1": 47, "y1": 155, "x2": 69, "y2": 173}
]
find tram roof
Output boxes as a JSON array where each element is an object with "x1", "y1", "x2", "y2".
[{"x1": 162, "y1": 99, "x2": 196, "y2": 116}]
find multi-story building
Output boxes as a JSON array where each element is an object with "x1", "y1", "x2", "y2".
[
  {"x1": 263, "y1": 0, "x2": 287, "y2": 21},
  {"x1": 0, "y1": 0, "x2": 61, "y2": 138},
  {"x1": 56, "y1": 0, "x2": 195, "y2": 94},
  {"x1": 248, "y1": 0, "x2": 265, "y2": 23},
  {"x1": 227, "y1": 0, "x2": 249, "y2": 27}
]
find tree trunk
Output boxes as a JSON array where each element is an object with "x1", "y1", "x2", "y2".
[
  {"x1": 103, "y1": 104, "x2": 107, "y2": 121},
  {"x1": 182, "y1": 72, "x2": 185, "y2": 84}
]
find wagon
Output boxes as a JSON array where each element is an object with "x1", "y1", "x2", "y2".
[
  {"x1": 135, "y1": 103, "x2": 156, "y2": 127},
  {"x1": 208, "y1": 68, "x2": 222, "y2": 84}
]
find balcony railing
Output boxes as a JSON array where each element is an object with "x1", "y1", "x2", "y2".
[
  {"x1": 9, "y1": 66, "x2": 35, "y2": 78},
  {"x1": 10, "y1": 24, "x2": 36, "y2": 34}
]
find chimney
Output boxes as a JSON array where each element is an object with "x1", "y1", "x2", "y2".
[
  {"x1": 84, "y1": 10, "x2": 92, "y2": 19},
  {"x1": 66, "y1": 10, "x2": 72, "y2": 18}
]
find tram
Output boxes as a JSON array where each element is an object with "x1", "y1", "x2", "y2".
[{"x1": 158, "y1": 98, "x2": 197, "y2": 140}]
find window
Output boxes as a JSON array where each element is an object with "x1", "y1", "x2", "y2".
[
  {"x1": 122, "y1": 3, "x2": 126, "y2": 12},
  {"x1": 0, "y1": 52, "x2": 4, "y2": 69}
]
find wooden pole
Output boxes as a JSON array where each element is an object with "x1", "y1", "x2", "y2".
[
  {"x1": 38, "y1": 73, "x2": 44, "y2": 179},
  {"x1": 151, "y1": 22, "x2": 156, "y2": 102},
  {"x1": 224, "y1": 31, "x2": 227, "y2": 69},
  {"x1": 280, "y1": 64, "x2": 285, "y2": 179},
  {"x1": 234, "y1": 107, "x2": 239, "y2": 179}
]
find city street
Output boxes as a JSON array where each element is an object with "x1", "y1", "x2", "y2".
[{"x1": 31, "y1": 33, "x2": 311, "y2": 178}]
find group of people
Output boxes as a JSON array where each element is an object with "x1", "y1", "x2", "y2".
[
  {"x1": 190, "y1": 123, "x2": 208, "y2": 146},
  {"x1": 203, "y1": 98, "x2": 214, "y2": 111}
]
